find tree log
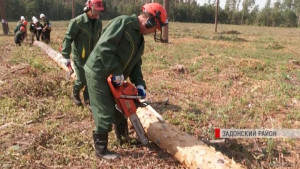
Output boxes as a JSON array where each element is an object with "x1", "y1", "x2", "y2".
[
  {"x1": 137, "y1": 107, "x2": 244, "y2": 169},
  {"x1": 34, "y1": 41, "x2": 245, "y2": 169},
  {"x1": 33, "y1": 41, "x2": 76, "y2": 79}
]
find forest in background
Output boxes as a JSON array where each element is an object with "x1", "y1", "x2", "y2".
[{"x1": 2, "y1": 0, "x2": 300, "y2": 27}]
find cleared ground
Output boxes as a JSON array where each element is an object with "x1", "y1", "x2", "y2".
[{"x1": 0, "y1": 21, "x2": 299, "y2": 168}]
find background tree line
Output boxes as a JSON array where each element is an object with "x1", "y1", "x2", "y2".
[{"x1": 2, "y1": 0, "x2": 300, "y2": 27}]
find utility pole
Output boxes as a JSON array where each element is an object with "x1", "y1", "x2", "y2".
[
  {"x1": 0, "y1": 0, "x2": 9, "y2": 35},
  {"x1": 162, "y1": 0, "x2": 169, "y2": 43},
  {"x1": 72, "y1": 0, "x2": 75, "y2": 18},
  {"x1": 214, "y1": 0, "x2": 219, "y2": 33}
]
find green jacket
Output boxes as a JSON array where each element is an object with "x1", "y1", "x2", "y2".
[
  {"x1": 14, "y1": 22, "x2": 22, "y2": 34},
  {"x1": 84, "y1": 14, "x2": 146, "y2": 88},
  {"x1": 62, "y1": 13, "x2": 102, "y2": 62}
]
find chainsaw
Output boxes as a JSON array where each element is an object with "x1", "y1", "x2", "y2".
[{"x1": 107, "y1": 76, "x2": 149, "y2": 145}]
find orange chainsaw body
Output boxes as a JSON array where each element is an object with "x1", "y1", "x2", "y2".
[
  {"x1": 107, "y1": 76, "x2": 149, "y2": 145},
  {"x1": 107, "y1": 77, "x2": 138, "y2": 117}
]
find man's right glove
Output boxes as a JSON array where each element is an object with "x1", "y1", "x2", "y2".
[
  {"x1": 62, "y1": 58, "x2": 71, "y2": 67},
  {"x1": 137, "y1": 85, "x2": 146, "y2": 98},
  {"x1": 112, "y1": 75, "x2": 124, "y2": 86}
]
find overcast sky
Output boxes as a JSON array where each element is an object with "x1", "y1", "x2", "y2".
[{"x1": 197, "y1": 0, "x2": 271, "y2": 10}]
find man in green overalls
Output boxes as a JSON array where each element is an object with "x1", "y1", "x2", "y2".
[
  {"x1": 61, "y1": 0, "x2": 104, "y2": 107},
  {"x1": 84, "y1": 3, "x2": 168, "y2": 160}
]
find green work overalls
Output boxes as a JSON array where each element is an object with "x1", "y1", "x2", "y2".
[
  {"x1": 84, "y1": 14, "x2": 146, "y2": 134},
  {"x1": 62, "y1": 13, "x2": 102, "y2": 96}
]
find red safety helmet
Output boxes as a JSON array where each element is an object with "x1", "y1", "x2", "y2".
[
  {"x1": 142, "y1": 3, "x2": 168, "y2": 31},
  {"x1": 23, "y1": 20, "x2": 28, "y2": 27},
  {"x1": 86, "y1": 0, "x2": 104, "y2": 11},
  {"x1": 20, "y1": 26, "x2": 26, "y2": 32}
]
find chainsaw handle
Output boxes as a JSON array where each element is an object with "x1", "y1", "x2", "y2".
[{"x1": 107, "y1": 75, "x2": 121, "y2": 98}]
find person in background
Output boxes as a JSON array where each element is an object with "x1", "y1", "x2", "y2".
[
  {"x1": 29, "y1": 16, "x2": 36, "y2": 32},
  {"x1": 15, "y1": 26, "x2": 26, "y2": 46},
  {"x1": 40, "y1": 13, "x2": 51, "y2": 43},
  {"x1": 29, "y1": 16, "x2": 37, "y2": 44},
  {"x1": 84, "y1": 2, "x2": 168, "y2": 160},
  {"x1": 14, "y1": 19, "x2": 27, "y2": 35},
  {"x1": 30, "y1": 17, "x2": 43, "y2": 42},
  {"x1": 35, "y1": 19, "x2": 43, "y2": 41},
  {"x1": 61, "y1": 0, "x2": 104, "y2": 107},
  {"x1": 17, "y1": 16, "x2": 25, "y2": 25}
]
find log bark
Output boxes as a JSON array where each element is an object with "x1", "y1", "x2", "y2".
[{"x1": 34, "y1": 41, "x2": 245, "y2": 169}]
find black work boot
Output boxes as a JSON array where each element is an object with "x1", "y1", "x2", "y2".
[
  {"x1": 114, "y1": 121, "x2": 141, "y2": 146},
  {"x1": 73, "y1": 88, "x2": 82, "y2": 106},
  {"x1": 93, "y1": 132, "x2": 120, "y2": 160}
]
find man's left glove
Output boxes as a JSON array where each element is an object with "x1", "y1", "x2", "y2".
[{"x1": 137, "y1": 85, "x2": 146, "y2": 98}]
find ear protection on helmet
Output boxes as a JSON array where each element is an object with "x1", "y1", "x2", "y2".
[
  {"x1": 145, "y1": 17, "x2": 157, "y2": 28},
  {"x1": 84, "y1": 6, "x2": 89, "y2": 12},
  {"x1": 84, "y1": 0, "x2": 91, "y2": 12},
  {"x1": 145, "y1": 10, "x2": 162, "y2": 29}
]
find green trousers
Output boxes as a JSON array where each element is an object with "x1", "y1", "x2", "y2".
[
  {"x1": 85, "y1": 72, "x2": 127, "y2": 134},
  {"x1": 73, "y1": 58, "x2": 86, "y2": 91}
]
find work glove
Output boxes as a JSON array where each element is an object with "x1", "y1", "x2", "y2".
[
  {"x1": 112, "y1": 75, "x2": 124, "y2": 86},
  {"x1": 62, "y1": 58, "x2": 71, "y2": 67},
  {"x1": 137, "y1": 85, "x2": 146, "y2": 98}
]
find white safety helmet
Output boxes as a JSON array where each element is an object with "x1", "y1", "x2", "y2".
[
  {"x1": 32, "y1": 16, "x2": 36, "y2": 21},
  {"x1": 33, "y1": 18, "x2": 38, "y2": 24},
  {"x1": 21, "y1": 16, "x2": 25, "y2": 21},
  {"x1": 40, "y1": 14, "x2": 45, "y2": 19}
]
